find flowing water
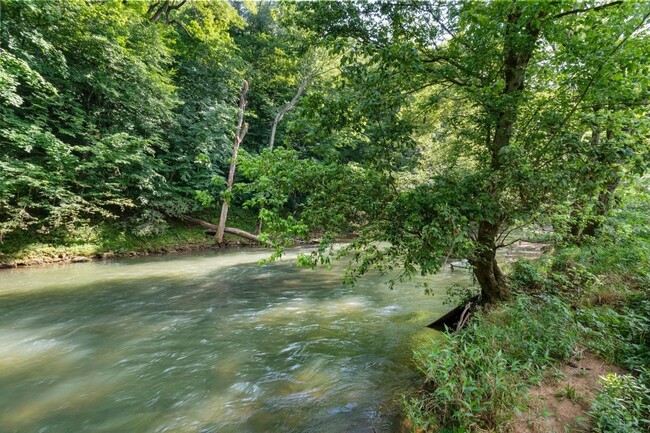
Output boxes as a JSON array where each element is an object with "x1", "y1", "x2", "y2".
[{"x1": 0, "y1": 247, "x2": 472, "y2": 433}]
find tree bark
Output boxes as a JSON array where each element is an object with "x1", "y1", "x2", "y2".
[
  {"x1": 269, "y1": 77, "x2": 311, "y2": 150},
  {"x1": 472, "y1": 6, "x2": 544, "y2": 302},
  {"x1": 471, "y1": 221, "x2": 508, "y2": 304},
  {"x1": 182, "y1": 215, "x2": 268, "y2": 245},
  {"x1": 223, "y1": 226, "x2": 266, "y2": 244},
  {"x1": 216, "y1": 80, "x2": 249, "y2": 244}
]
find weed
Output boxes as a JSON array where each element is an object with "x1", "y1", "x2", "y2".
[
  {"x1": 510, "y1": 260, "x2": 546, "y2": 293},
  {"x1": 590, "y1": 372, "x2": 650, "y2": 433},
  {"x1": 575, "y1": 297, "x2": 650, "y2": 372},
  {"x1": 406, "y1": 295, "x2": 578, "y2": 432},
  {"x1": 577, "y1": 369, "x2": 590, "y2": 379},
  {"x1": 554, "y1": 385, "x2": 585, "y2": 405},
  {"x1": 548, "y1": 367, "x2": 566, "y2": 383}
]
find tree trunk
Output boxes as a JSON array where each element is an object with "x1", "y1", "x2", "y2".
[
  {"x1": 182, "y1": 215, "x2": 268, "y2": 245},
  {"x1": 581, "y1": 175, "x2": 619, "y2": 237},
  {"x1": 571, "y1": 130, "x2": 620, "y2": 241},
  {"x1": 216, "y1": 80, "x2": 249, "y2": 244},
  {"x1": 269, "y1": 78, "x2": 310, "y2": 150},
  {"x1": 250, "y1": 73, "x2": 315, "y2": 235},
  {"x1": 223, "y1": 226, "x2": 266, "y2": 244},
  {"x1": 471, "y1": 221, "x2": 508, "y2": 304},
  {"x1": 253, "y1": 216, "x2": 263, "y2": 235},
  {"x1": 472, "y1": 6, "x2": 544, "y2": 302}
]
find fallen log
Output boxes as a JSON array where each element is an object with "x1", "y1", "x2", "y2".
[
  {"x1": 182, "y1": 215, "x2": 218, "y2": 231},
  {"x1": 426, "y1": 295, "x2": 479, "y2": 333},
  {"x1": 181, "y1": 215, "x2": 269, "y2": 245},
  {"x1": 223, "y1": 227, "x2": 266, "y2": 244}
]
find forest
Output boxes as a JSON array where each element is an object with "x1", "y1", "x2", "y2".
[{"x1": 1, "y1": 0, "x2": 649, "y2": 432}]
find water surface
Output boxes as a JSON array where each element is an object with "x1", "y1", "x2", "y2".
[{"x1": 0, "y1": 247, "x2": 471, "y2": 433}]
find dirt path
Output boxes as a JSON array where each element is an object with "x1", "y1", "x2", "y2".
[{"x1": 512, "y1": 350, "x2": 624, "y2": 433}]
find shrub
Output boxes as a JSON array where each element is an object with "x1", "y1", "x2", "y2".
[
  {"x1": 576, "y1": 295, "x2": 650, "y2": 372},
  {"x1": 509, "y1": 260, "x2": 546, "y2": 293},
  {"x1": 406, "y1": 295, "x2": 577, "y2": 432},
  {"x1": 590, "y1": 372, "x2": 650, "y2": 433}
]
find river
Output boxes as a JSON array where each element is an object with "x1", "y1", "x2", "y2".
[{"x1": 0, "y1": 247, "x2": 471, "y2": 433}]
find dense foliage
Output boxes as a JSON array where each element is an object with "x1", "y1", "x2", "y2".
[
  {"x1": 3, "y1": 1, "x2": 648, "y2": 304},
  {"x1": 0, "y1": 0, "x2": 316, "y2": 245},
  {"x1": 2, "y1": 1, "x2": 649, "y2": 430},
  {"x1": 406, "y1": 295, "x2": 577, "y2": 431},
  {"x1": 283, "y1": 0, "x2": 650, "y2": 302},
  {"x1": 406, "y1": 181, "x2": 650, "y2": 432}
]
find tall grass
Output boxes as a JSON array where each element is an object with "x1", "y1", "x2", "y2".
[
  {"x1": 406, "y1": 181, "x2": 650, "y2": 432},
  {"x1": 406, "y1": 296, "x2": 577, "y2": 432}
]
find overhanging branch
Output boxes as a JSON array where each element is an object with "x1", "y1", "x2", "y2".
[{"x1": 553, "y1": 1, "x2": 623, "y2": 19}]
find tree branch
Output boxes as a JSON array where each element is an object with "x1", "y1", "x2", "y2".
[
  {"x1": 553, "y1": 1, "x2": 623, "y2": 19},
  {"x1": 147, "y1": 2, "x2": 162, "y2": 16},
  {"x1": 150, "y1": 0, "x2": 168, "y2": 22},
  {"x1": 168, "y1": 0, "x2": 186, "y2": 11},
  {"x1": 150, "y1": 0, "x2": 186, "y2": 23},
  {"x1": 269, "y1": 76, "x2": 311, "y2": 150},
  {"x1": 168, "y1": 19, "x2": 193, "y2": 38},
  {"x1": 541, "y1": 9, "x2": 650, "y2": 152}
]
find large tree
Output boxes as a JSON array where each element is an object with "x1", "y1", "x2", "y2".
[{"x1": 284, "y1": 0, "x2": 650, "y2": 303}]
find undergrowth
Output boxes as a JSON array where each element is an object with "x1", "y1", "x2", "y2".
[
  {"x1": 406, "y1": 184, "x2": 650, "y2": 432},
  {"x1": 590, "y1": 372, "x2": 650, "y2": 433},
  {"x1": 406, "y1": 295, "x2": 578, "y2": 432},
  {"x1": 0, "y1": 222, "x2": 208, "y2": 262},
  {"x1": 0, "y1": 206, "x2": 259, "y2": 262}
]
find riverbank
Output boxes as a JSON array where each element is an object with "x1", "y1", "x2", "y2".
[
  {"x1": 0, "y1": 219, "x2": 258, "y2": 269},
  {"x1": 405, "y1": 238, "x2": 650, "y2": 432}
]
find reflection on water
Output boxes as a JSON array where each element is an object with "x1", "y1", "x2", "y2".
[{"x1": 0, "y1": 247, "x2": 471, "y2": 433}]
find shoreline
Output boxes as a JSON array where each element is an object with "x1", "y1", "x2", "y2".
[
  {"x1": 0, "y1": 239, "x2": 257, "y2": 270},
  {"x1": 0, "y1": 237, "x2": 544, "y2": 270}
]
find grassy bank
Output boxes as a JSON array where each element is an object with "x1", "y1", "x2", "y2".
[
  {"x1": 406, "y1": 199, "x2": 650, "y2": 432},
  {"x1": 0, "y1": 208, "x2": 259, "y2": 267}
]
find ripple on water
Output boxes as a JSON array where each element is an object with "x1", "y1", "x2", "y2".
[{"x1": 0, "y1": 248, "x2": 471, "y2": 433}]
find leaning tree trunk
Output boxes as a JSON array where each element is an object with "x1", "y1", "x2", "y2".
[
  {"x1": 253, "y1": 74, "x2": 314, "y2": 235},
  {"x1": 216, "y1": 80, "x2": 249, "y2": 244}
]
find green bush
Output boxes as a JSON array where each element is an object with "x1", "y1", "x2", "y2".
[
  {"x1": 551, "y1": 241, "x2": 650, "y2": 290},
  {"x1": 509, "y1": 260, "x2": 546, "y2": 293},
  {"x1": 590, "y1": 372, "x2": 650, "y2": 433},
  {"x1": 511, "y1": 255, "x2": 602, "y2": 301},
  {"x1": 406, "y1": 295, "x2": 577, "y2": 432},
  {"x1": 576, "y1": 295, "x2": 650, "y2": 372}
]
